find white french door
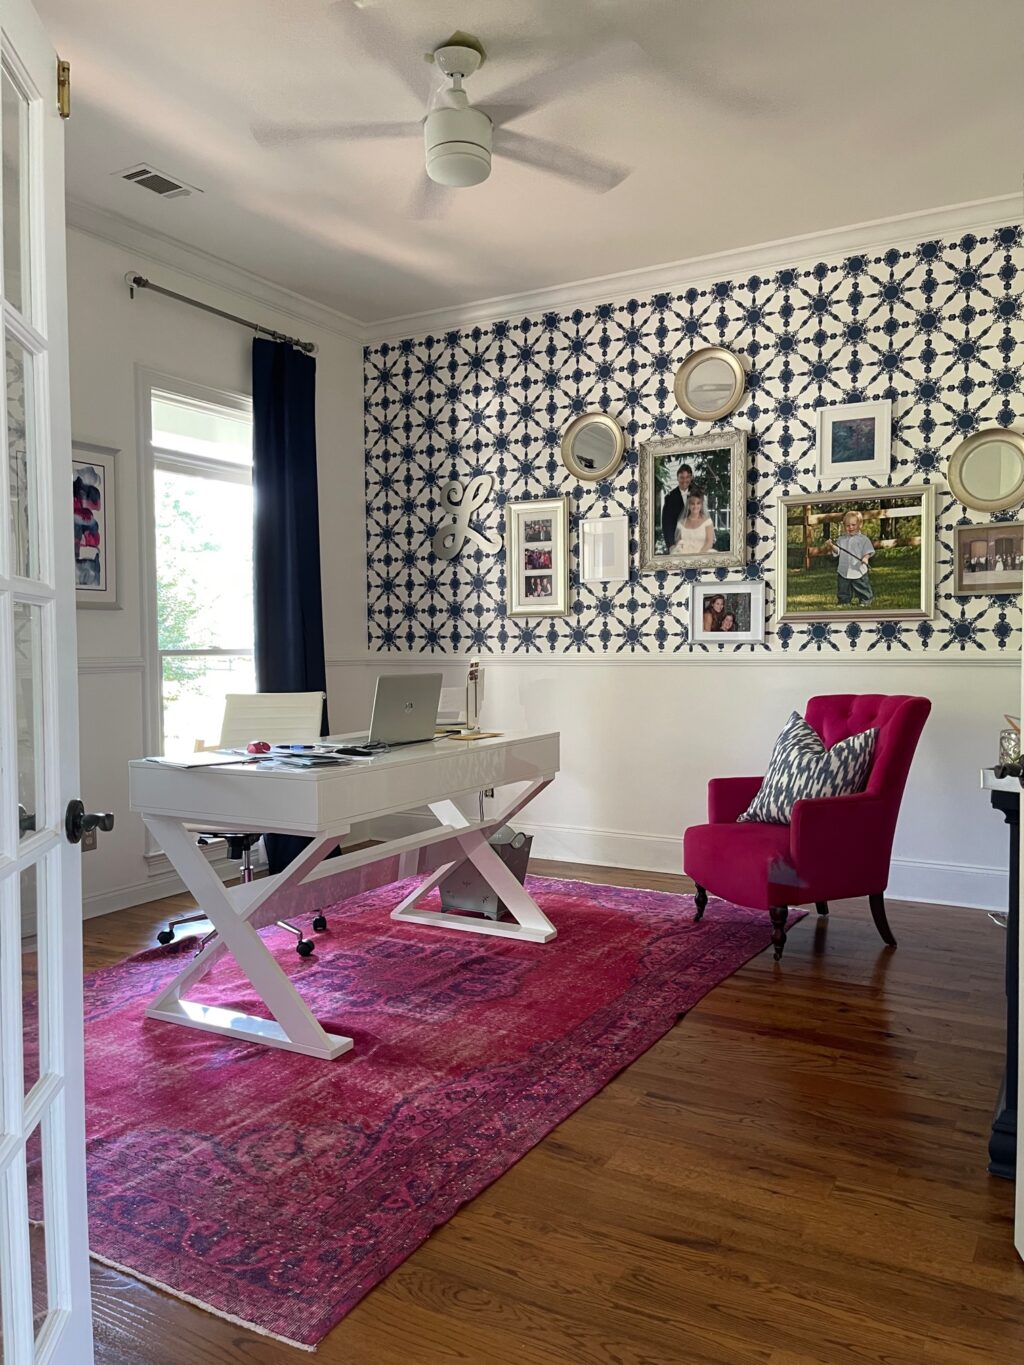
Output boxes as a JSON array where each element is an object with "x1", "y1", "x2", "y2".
[{"x1": 1, "y1": 1, "x2": 94, "y2": 1361}]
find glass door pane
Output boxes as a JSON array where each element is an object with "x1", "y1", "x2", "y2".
[
  {"x1": 1, "y1": 62, "x2": 31, "y2": 317},
  {"x1": 13, "y1": 601, "x2": 44, "y2": 839},
  {"x1": 6, "y1": 334, "x2": 39, "y2": 581}
]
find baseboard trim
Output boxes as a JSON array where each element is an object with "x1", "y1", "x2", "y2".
[
  {"x1": 513, "y1": 819, "x2": 1005, "y2": 912},
  {"x1": 82, "y1": 856, "x2": 239, "y2": 920}
]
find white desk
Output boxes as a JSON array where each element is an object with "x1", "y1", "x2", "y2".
[{"x1": 128, "y1": 731, "x2": 559, "y2": 1061}]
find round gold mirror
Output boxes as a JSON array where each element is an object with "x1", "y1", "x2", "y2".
[
  {"x1": 560, "y1": 412, "x2": 625, "y2": 482},
  {"x1": 673, "y1": 346, "x2": 746, "y2": 422},
  {"x1": 948, "y1": 428, "x2": 1024, "y2": 512}
]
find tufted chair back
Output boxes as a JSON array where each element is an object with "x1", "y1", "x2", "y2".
[{"x1": 803, "y1": 693, "x2": 931, "y2": 817}]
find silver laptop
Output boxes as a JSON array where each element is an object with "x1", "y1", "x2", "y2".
[{"x1": 356, "y1": 673, "x2": 443, "y2": 746}]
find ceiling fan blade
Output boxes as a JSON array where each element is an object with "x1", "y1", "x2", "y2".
[
  {"x1": 407, "y1": 174, "x2": 450, "y2": 222},
  {"x1": 492, "y1": 129, "x2": 628, "y2": 193},
  {"x1": 252, "y1": 119, "x2": 419, "y2": 147},
  {"x1": 483, "y1": 39, "x2": 644, "y2": 118},
  {"x1": 328, "y1": 0, "x2": 433, "y2": 106}
]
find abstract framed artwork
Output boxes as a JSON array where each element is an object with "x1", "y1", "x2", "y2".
[
  {"x1": 506, "y1": 496, "x2": 569, "y2": 617},
  {"x1": 638, "y1": 429, "x2": 747, "y2": 571},
  {"x1": 776, "y1": 485, "x2": 934, "y2": 622},
  {"x1": 689, "y1": 580, "x2": 766, "y2": 645},
  {"x1": 816, "y1": 399, "x2": 892, "y2": 482},
  {"x1": 73, "y1": 441, "x2": 119, "y2": 607},
  {"x1": 953, "y1": 522, "x2": 1024, "y2": 596}
]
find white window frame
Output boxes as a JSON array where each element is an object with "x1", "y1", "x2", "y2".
[{"x1": 137, "y1": 365, "x2": 254, "y2": 784}]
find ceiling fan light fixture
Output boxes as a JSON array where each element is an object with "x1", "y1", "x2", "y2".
[{"x1": 424, "y1": 103, "x2": 492, "y2": 186}]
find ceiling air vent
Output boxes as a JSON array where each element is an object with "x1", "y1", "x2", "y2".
[{"x1": 116, "y1": 164, "x2": 200, "y2": 200}]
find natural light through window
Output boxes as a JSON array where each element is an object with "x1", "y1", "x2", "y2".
[{"x1": 151, "y1": 386, "x2": 255, "y2": 755}]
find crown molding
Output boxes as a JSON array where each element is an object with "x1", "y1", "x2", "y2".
[
  {"x1": 365, "y1": 192, "x2": 1023, "y2": 343},
  {"x1": 65, "y1": 198, "x2": 366, "y2": 344}
]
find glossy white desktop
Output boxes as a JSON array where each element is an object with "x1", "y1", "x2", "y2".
[{"x1": 128, "y1": 731, "x2": 559, "y2": 1060}]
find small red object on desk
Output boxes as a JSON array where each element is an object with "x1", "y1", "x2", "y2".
[{"x1": 246, "y1": 740, "x2": 271, "y2": 754}]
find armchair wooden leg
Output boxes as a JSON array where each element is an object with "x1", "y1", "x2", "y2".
[
  {"x1": 868, "y1": 892, "x2": 897, "y2": 947},
  {"x1": 815, "y1": 901, "x2": 829, "y2": 916},
  {"x1": 693, "y1": 885, "x2": 708, "y2": 922},
  {"x1": 769, "y1": 906, "x2": 789, "y2": 961}
]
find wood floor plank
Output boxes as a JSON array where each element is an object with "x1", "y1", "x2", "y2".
[{"x1": 81, "y1": 861, "x2": 1023, "y2": 1364}]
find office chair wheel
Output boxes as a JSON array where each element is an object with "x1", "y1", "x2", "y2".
[
  {"x1": 312, "y1": 914, "x2": 327, "y2": 932},
  {"x1": 296, "y1": 938, "x2": 315, "y2": 957},
  {"x1": 157, "y1": 929, "x2": 175, "y2": 946}
]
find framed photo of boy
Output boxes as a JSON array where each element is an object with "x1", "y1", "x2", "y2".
[
  {"x1": 690, "y1": 581, "x2": 766, "y2": 645},
  {"x1": 776, "y1": 485, "x2": 934, "y2": 622},
  {"x1": 638, "y1": 429, "x2": 747, "y2": 571},
  {"x1": 817, "y1": 399, "x2": 892, "y2": 482},
  {"x1": 506, "y1": 496, "x2": 569, "y2": 617},
  {"x1": 954, "y1": 522, "x2": 1024, "y2": 596}
]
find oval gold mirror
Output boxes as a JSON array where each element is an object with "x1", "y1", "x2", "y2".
[
  {"x1": 948, "y1": 428, "x2": 1024, "y2": 512},
  {"x1": 561, "y1": 412, "x2": 625, "y2": 482},
  {"x1": 673, "y1": 346, "x2": 746, "y2": 422}
]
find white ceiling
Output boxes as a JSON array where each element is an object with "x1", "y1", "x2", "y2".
[{"x1": 38, "y1": 0, "x2": 1024, "y2": 326}]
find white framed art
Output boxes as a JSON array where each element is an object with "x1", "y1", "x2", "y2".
[
  {"x1": 817, "y1": 400, "x2": 892, "y2": 482},
  {"x1": 580, "y1": 515, "x2": 629, "y2": 584},
  {"x1": 73, "y1": 441, "x2": 119, "y2": 608},
  {"x1": 506, "y1": 496, "x2": 569, "y2": 617},
  {"x1": 690, "y1": 580, "x2": 766, "y2": 644}
]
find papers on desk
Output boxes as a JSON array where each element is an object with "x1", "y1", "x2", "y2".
[{"x1": 144, "y1": 751, "x2": 250, "y2": 769}]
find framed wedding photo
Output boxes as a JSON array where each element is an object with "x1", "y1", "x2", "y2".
[
  {"x1": 506, "y1": 496, "x2": 569, "y2": 617},
  {"x1": 776, "y1": 485, "x2": 934, "y2": 622},
  {"x1": 954, "y1": 522, "x2": 1024, "y2": 596},
  {"x1": 638, "y1": 429, "x2": 747, "y2": 571},
  {"x1": 690, "y1": 580, "x2": 766, "y2": 645},
  {"x1": 817, "y1": 399, "x2": 892, "y2": 482}
]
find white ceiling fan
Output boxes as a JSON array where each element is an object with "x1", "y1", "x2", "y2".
[{"x1": 253, "y1": 9, "x2": 633, "y2": 219}]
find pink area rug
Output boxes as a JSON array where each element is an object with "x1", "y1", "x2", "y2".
[{"x1": 39, "y1": 878, "x2": 789, "y2": 1349}]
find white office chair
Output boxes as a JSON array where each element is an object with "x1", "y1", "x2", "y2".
[{"x1": 157, "y1": 691, "x2": 326, "y2": 954}]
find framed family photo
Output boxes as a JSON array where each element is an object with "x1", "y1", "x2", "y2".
[
  {"x1": 690, "y1": 581, "x2": 766, "y2": 645},
  {"x1": 638, "y1": 430, "x2": 747, "y2": 571},
  {"x1": 817, "y1": 399, "x2": 892, "y2": 482},
  {"x1": 954, "y1": 522, "x2": 1024, "y2": 596},
  {"x1": 776, "y1": 485, "x2": 934, "y2": 622},
  {"x1": 72, "y1": 441, "x2": 119, "y2": 608},
  {"x1": 506, "y1": 496, "x2": 569, "y2": 616}
]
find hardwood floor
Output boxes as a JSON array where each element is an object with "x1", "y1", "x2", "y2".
[{"x1": 76, "y1": 864, "x2": 1022, "y2": 1365}]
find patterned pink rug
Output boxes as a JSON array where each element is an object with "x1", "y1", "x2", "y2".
[{"x1": 38, "y1": 878, "x2": 788, "y2": 1349}]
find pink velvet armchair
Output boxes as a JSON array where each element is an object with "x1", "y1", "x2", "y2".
[{"x1": 683, "y1": 694, "x2": 931, "y2": 959}]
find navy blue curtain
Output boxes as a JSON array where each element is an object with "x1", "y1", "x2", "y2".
[{"x1": 252, "y1": 337, "x2": 327, "y2": 873}]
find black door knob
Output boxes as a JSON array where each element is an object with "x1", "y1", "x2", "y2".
[{"x1": 65, "y1": 800, "x2": 115, "y2": 844}]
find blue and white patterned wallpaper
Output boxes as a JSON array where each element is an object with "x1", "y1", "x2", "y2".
[{"x1": 364, "y1": 224, "x2": 1023, "y2": 655}]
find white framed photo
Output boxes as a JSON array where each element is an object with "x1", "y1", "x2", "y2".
[
  {"x1": 690, "y1": 580, "x2": 766, "y2": 644},
  {"x1": 73, "y1": 441, "x2": 119, "y2": 608},
  {"x1": 817, "y1": 400, "x2": 892, "y2": 482},
  {"x1": 506, "y1": 496, "x2": 569, "y2": 617},
  {"x1": 580, "y1": 515, "x2": 629, "y2": 584}
]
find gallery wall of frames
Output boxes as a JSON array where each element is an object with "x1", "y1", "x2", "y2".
[{"x1": 363, "y1": 223, "x2": 1024, "y2": 656}]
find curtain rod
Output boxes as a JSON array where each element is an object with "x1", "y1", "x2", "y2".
[{"x1": 124, "y1": 273, "x2": 318, "y2": 355}]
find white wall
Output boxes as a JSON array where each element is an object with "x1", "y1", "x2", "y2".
[
  {"x1": 327, "y1": 655, "x2": 1017, "y2": 910},
  {"x1": 69, "y1": 226, "x2": 366, "y2": 916}
]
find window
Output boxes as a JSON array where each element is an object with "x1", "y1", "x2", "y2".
[{"x1": 148, "y1": 382, "x2": 255, "y2": 755}]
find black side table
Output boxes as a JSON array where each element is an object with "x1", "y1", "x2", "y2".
[{"x1": 987, "y1": 784, "x2": 1018, "y2": 1180}]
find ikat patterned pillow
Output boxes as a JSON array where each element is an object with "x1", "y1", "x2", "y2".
[{"x1": 738, "y1": 712, "x2": 877, "y2": 825}]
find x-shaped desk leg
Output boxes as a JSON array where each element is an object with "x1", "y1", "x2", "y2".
[
  {"x1": 145, "y1": 816, "x2": 352, "y2": 1059},
  {"x1": 390, "y1": 778, "x2": 557, "y2": 942}
]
